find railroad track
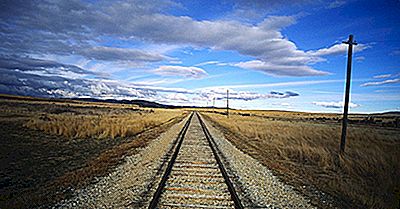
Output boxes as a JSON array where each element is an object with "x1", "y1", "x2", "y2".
[{"x1": 148, "y1": 112, "x2": 243, "y2": 209}]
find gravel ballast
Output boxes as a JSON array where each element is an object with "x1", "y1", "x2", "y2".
[{"x1": 200, "y1": 114, "x2": 316, "y2": 208}]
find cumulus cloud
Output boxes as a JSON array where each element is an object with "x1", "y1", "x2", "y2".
[
  {"x1": 0, "y1": 55, "x2": 99, "y2": 78},
  {"x1": 271, "y1": 91, "x2": 299, "y2": 97},
  {"x1": 153, "y1": 66, "x2": 208, "y2": 78},
  {"x1": 198, "y1": 88, "x2": 299, "y2": 101},
  {"x1": 1, "y1": 69, "x2": 136, "y2": 99},
  {"x1": 312, "y1": 101, "x2": 360, "y2": 109},
  {"x1": 258, "y1": 15, "x2": 297, "y2": 30},
  {"x1": 161, "y1": 93, "x2": 189, "y2": 103},
  {"x1": 307, "y1": 43, "x2": 369, "y2": 57},
  {"x1": 234, "y1": 42, "x2": 369, "y2": 77},
  {"x1": 0, "y1": 56, "x2": 296, "y2": 103},
  {"x1": 0, "y1": 65, "x2": 157, "y2": 100},
  {"x1": 0, "y1": 0, "x2": 367, "y2": 77},
  {"x1": 228, "y1": 0, "x2": 314, "y2": 20},
  {"x1": 361, "y1": 78, "x2": 400, "y2": 87},
  {"x1": 0, "y1": 58, "x2": 299, "y2": 104},
  {"x1": 234, "y1": 60, "x2": 329, "y2": 76},
  {"x1": 79, "y1": 46, "x2": 166, "y2": 62},
  {"x1": 0, "y1": 64, "x2": 299, "y2": 103},
  {"x1": 0, "y1": 55, "x2": 160, "y2": 99},
  {"x1": 0, "y1": 0, "x2": 377, "y2": 103}
]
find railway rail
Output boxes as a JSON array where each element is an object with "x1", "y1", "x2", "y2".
[{"x1": 148, "y1": 112, "x2": 243, "y2": 209}]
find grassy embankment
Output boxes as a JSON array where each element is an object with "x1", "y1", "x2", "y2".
[{"x1": 202, "y1": 110, "x2": 400, "y2": 209}]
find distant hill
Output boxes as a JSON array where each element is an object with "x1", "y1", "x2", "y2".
[
  {"x1": 73, "y1": 97, "x2": 174, "y2": 108},
  {"x1": 1, "y1": 93, "x2": 399, "y2": 114},
  {"x1": 0, "y1": 94, "x2": 175, "y2": 109},
  {"x1": 373, "y1": 111, "x2": 400, "y2": 116}
]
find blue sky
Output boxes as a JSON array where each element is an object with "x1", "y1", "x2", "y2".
[{"x1": 0, "y1": 0, "x2": 399, "y2": 113}]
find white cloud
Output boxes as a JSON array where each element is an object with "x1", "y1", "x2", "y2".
[
  {"x1": 202, "y1": 79, "x2": 343, "y2": 89},
  {"x1": 312, "y1": 101, "x2": 360, "y2": 109},
  {"x1": 0, "y1": 58, "x2": 303, "y2": 104},
  {"x1": 168, "y1": 60, "x2": 183, "y2": 64},
  {"x1": 198, "y1": 88, "x2": 299, "y2": 101},
  {"x1": 258, "y1": 15, "x2": 297, "y2": 30},
  {"x1": 372, "y1": 74, "x2": 392, "y2": 79},
  {"x1": 228, "y1": 0, "x2": 313, "y2": 21},
  {"x1": 163, "y1": 93, "x2": 189, "y2": 103},
  {"x1": 361, "y1": 78, "x2": 400, "y2": 87},
  {"x1": 227, "y1": 42, "x2": 369, "y2": 77},
  {"x1": 152, "y1": 65, "x2": 208, "y2": 78},
  {"x1": 195, "y1": 61, "x2": 221, "y2": 66},
  {"x1": 307, "y1": 43, "x2": 369, "y2": 57},
  {"x1": 132, "y1": 78, "x2": 186, "y2": 86},
  {"x1": 79, "y1": 46, "x2": 166, "y2": 62},
  {"x1": 1, "y1": 1, "x2": 371, "y2": 77},
  {"x1": 234, "y1": 60, "x2": 330, "y2": 76},
  {"x1": 355, "y1": 56, "x2": 365, "y2": 62}
]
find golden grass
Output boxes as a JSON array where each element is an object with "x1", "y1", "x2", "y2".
[
  {"x1": 25, "y1": 109, "x2": 183, "y2": 139},
  {"x1": 202, "y1": 112, "x2": 400, "y2": 209}
]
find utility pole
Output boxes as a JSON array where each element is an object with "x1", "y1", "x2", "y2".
[
  {"x1": 213, "y1": 97, "x2": 215, "y2": 108},
  {"x1": 226, "y1": 90, "x2": 229, "y2": 118},
  {"x1": 340, "y1": 34, "x2": 357, "y2": 154}
]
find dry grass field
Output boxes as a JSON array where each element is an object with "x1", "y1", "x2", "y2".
[
  {"x1": 1, "y1": 94, "x2": 399, "y2": 208},
  {"x1": 24, "y1": 108, "x2": 181, "y2": 139},
  {"x1": 201, "y1": 110, "x2": 400, "y2": 209},
  {"x1": 1, "y1": 94, "x2": 183, "y2": 139},
  {"x1": 0, "y1": 95, "x2": 186, "y2": 208}
]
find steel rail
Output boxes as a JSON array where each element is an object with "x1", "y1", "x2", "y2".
[
  {"x1": 197, "y1": 112, "x2": 244, "y2": 209},
  {"x1": 148, "y1": 112, "x2": 193, "y2": 209},
  {"x1": 148, "y1": 112, "x2": 243, "y2": 209}
]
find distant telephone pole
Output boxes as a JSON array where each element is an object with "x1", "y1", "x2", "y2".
[
  {"x1": 340, "y1": 34, "x2": 357, "y2": 154},
  {"x1": 226, "y1": 90, "x2": 229, "y2": 118},
  {"x1": 213, "y1": 97, "x2": 215, "y2": 108}
]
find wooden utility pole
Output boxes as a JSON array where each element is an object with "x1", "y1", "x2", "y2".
[
  {"x1": 213, "y1": 97, "x2": 215, "y2": 108},
  {"x1": 226, "y1": 90, "x2": 229, "y2": 118},
  {"x1": 340, "y1": 34, "x2": 357, "y2": 154}
]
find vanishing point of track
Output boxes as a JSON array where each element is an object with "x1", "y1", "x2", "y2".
[{"x1": 148, "y1": 112, "x2": 244, "y2": 209}]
